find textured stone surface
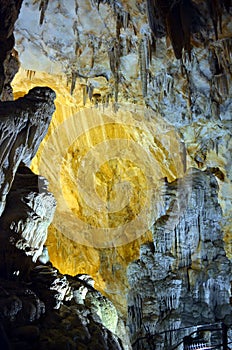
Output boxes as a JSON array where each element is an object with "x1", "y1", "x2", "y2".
[
  {"x1": 0, "y1": 64, "x2": 129, "y2": 350},
  {"x1": 127, "y1": 168, "x2": 232, "y2": 349},
  {"x1": 13, "y1": 0, "x2": 232, "y2": 110},
  {"x1": 12, "y1": 70, "x2": 188, "y2": 313},
  {"x1": 0, "y1": 3, "x2": 131, "y2": 344},
  {"x1": 0, "y1": 86, "x2": 56, "y2": 216},
  {"x1": 10, "y1": 0, "x2": 232, "y2": 318},
  {"x1": 0, "y1": 165, "x2": 56, "y2": 280},
  {"x1": 0, "y1": 0, "x2": 23, "y2": 98},
  {"x1": 0, "y1": 268, "x2": 129, "y2": 350},
  {"x1": 0, "y1": 1, "x2": 230, "y2": 348}
]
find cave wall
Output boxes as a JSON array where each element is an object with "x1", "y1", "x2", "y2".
[
  {"x1": 127, "y1": 168, "x2": 232, "y2": 349},
  {"x1": 0, "y1": 95, "x2": 128, "y2": 348},
  {"x1": 10, "y1": 0, "x2": 232, "y2": 315},
  {"x1": 0, "y1": 1, "x2": 130, "y2": 349},
  {"x1": 0, "y1": 0, "x2": 23, "y2": 100},
  {"x1": 0, "y1": 0, "x2": 231, "y2": 349}
]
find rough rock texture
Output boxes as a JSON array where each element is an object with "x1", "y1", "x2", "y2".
[
  {"x1": 0, "y1": 123, "x2": 128, "y2": 350},
  {"x1": 0, "y1": 76, "x2": 129, "y2": 350},
  {"x1": 0, "y1": 86, "x2": 56, "y2": 216},
  {"x1": 0, "y1": 164, "x2": 56, "y2": 280},
  {"x1": 11, "y1": 0, "x2": 232, "y2": 317},
  {"x1": 0, "y1": 2, "x2": 130, "y2": 346},
  {"x1": 14, "y1": 0, "x2": 232, "y2": 111},
  {"x1": 0, "y1": 185, "x2": 129, "y2": 348},
  {"x1": 0, "y1": 268, "x2": 129, "y2": 350},
  {"x1": 0, "y1": 0, "x2": 23, "y2": 99},
  {"x1": 0, "y1": 1, "x2": 230, "y2": 348},
  {"x1": 127, "y1": 168, "x2": 232, "y2": 349}
]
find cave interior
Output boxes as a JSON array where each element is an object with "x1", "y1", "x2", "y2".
[{"x1": 0, "y1": 0, "x2": 232, "y2": 349}]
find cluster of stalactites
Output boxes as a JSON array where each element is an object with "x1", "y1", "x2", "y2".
[
  {"x1": 68, "y1": 0, "x2": 131, "y2": 103},
  {"x1": 209, "y1": 38, "x2": 232, "y2": 110},
  {"x1": 146, "y1": 0, "x2": 232, "y2": 60}
]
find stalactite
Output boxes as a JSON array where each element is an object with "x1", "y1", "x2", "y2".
[
  {"x1": 206, "y1": 0, "x2": 232, "y2": 40},
  {"x1": 212, "y1": 74, "x2": 229, "y2": 97},
  {"x1": 146, "y1": 0, "x2": 165, "y2": 39},
  {"x1": 207, "y1": 0, "x2": 223, "y2": 40},
  {"x1": 180, "y1": 141, "x2": 187, "y2": 173},
  {"x1": 108, "y1": 46, "x2": 116, "y2": 77},
  {"x1": 26, "y1": 70, "x2": 35, "y2": 80},
  {"x1": 73, "y1": 21, "x2": 81, "y2": 57},
  {"x1": 112, "y1": 11, "x2": 122, "y2": 103},
  {"x1": 180, "y1": 0, "x2": 192, "y2": 60},
  {"x1": 146, "y1": 0, "x2": 231, "y2": 60},
  {"x1": 75, "y1": 0, "x2": 79, "y2": 14},
  {"x1": 114, "y1": 76, "x2": 119, "y2": 104},
  {"x1": 105, "y1": 93, "x2": 110, "y2": 107},
  {"x1": 166, "y1": 3, "x2": 185, "y2": 60},
  {"x1": 214, "y1": 39, "x2": 232, "y2": 76},
  {"x1": 119, "y1": 10, "x2": 129, "y2": 31},
  {"x1": 221, "y1": 38, "x2": 232, "y2": 67},
  {"x1": 152, "y1": 71, "x2": 174, "y2": 102},
  {"x1": 70, "y1": 71, "x2": 77, "y2": 95},
  {"x1": 139, "y1": 39, "x2": 148, "y2": 98},
  {"x1": 94, "y1": 1, "x2": 130, "y2": 103},
  {"x1": 88, "y1": 84, "x2": 94, "y2": 101},
  {"x1": 222, "y1": 0, "x2": 232, "y2": 12},
  {"x1": 90, "y1": 43, "x2": 95, "y2": 69},
  {"x1": 108, "y1": 44, "x2": 120, "y2": 103},
  {"x1": 209, "y1": 39, "x2": 232, "y2": 102},
  {"x1": 142, "y1": 34, "x2": 152, "y2": 71},
  {"x1": 39, "y1": 0, "x2": 49, "y2": 26},
  {"x1": 181, "y1": 60, "x2": 192, "y2": 114},
  {"x1": 82, "y1": 85, "x2": 87, "y2": 106},
  {"x1": 106, "y1": 10, "x2": 123, "y2": 103},
  {"x1": 209, "y1": 47, "x2": 223, "y2": 76},
  {"x1": 146, "y1": 0, "x2": 193, "y2": 59}
]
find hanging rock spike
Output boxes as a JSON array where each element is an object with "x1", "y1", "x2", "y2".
[{"x1": 39, "y1": 0, "x2": 49, "y2": 26}]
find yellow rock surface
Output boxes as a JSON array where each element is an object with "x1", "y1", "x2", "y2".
[{"x1": 12, "y1": 68, "x2": 188, "y2": 313}]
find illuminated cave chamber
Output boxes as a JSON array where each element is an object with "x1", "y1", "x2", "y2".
[{"x1": 0, "y1": 0, "x2": 232, "y2": 349}]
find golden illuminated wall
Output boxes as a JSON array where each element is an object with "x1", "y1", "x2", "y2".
[{"x1": 12, "y1": 68, "x2": 189, "y2": 313}]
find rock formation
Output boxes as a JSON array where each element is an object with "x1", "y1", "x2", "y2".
[
  {"x1": 0, "y1": 87, "x2": 56, "y2": 216},
  {"x1": 127, "y1": 168, "x2": 232, "y2": 349},
  {"x1": 0, "y1": 161, "x2": 128, "y2": 348},
  {"x1": 0, "y1": 2, "x2": 130, "y2": 348},
  {"x1": 0, "y1": 0, "x2": 23, "y2": 100},
  {"x1": 0, "y1": 0, "x2": 231, "y2": 349}
]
